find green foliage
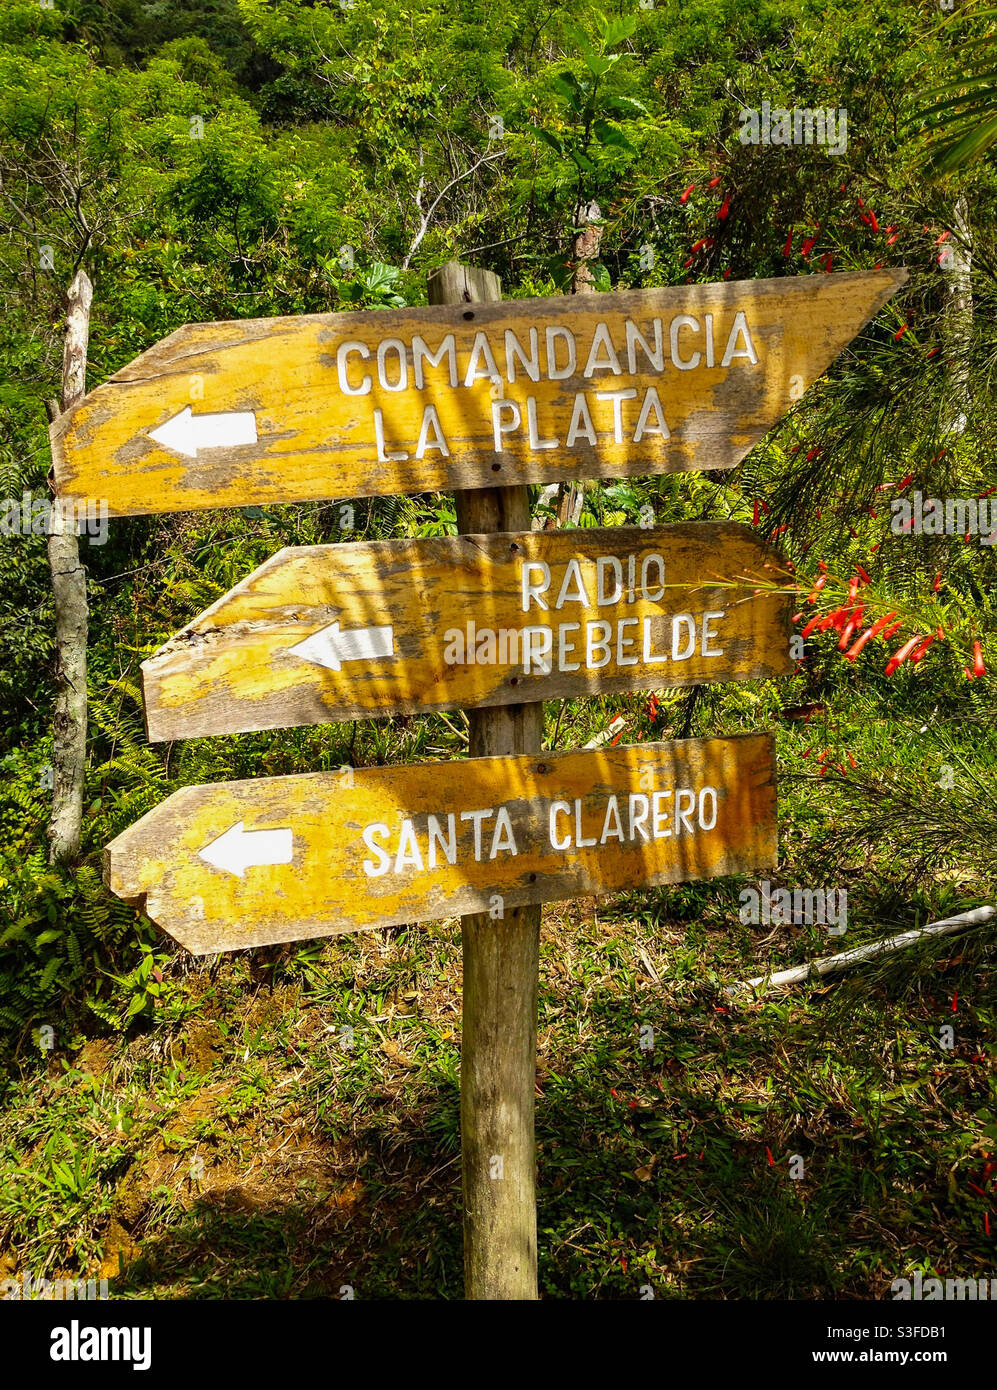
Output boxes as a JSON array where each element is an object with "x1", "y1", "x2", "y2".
[
  {"x1": 0, "y1": 0, "x2": 993, "y2": 1302},
  {"x1": 909, "y1": 7, "x2": 997, "y2": 172}
]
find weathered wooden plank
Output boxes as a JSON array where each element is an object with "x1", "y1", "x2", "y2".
[
  {"x1": 52, "y1": 272, "x2": 904, "y2": 517},
  {"x1": 103, "y1": 735, "x2": 777, "y2": 954},
  {"x1": 140, "y1": 523, "x2": 794, "y2": 740}
]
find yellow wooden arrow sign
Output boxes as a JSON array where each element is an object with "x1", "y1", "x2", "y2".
[
  {"x1": 140, "y1": 522, "x2": 794, "y2": 740},
  {"x1": 52, "y1": 271, "x2": 904, "y2": 517},
  {"x1": 104, "y1": 735, "x2": 777, "y2": 953}
]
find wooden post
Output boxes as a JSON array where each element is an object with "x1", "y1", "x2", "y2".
[
  {"x1": 46, "y1": 269, "x2": 92, "y2": 864},
  {"x1": 427, "y1": 261, "x2": 542, "y2": 1300}
]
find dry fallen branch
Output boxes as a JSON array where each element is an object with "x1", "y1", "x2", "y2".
[{"x1": 726, "y1": 905, "x2": 996, "y2": 998}]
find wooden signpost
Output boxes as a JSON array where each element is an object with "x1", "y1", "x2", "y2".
[
  {"x1": 55, "y1": 259, "x2": 905, "y2": 1302},
  {"x1": 50, "y1": 271, "x2": 904, "y2": 517},
  {"x1": 104, "y1": 734, "x2": 778, "y2": 954},
  {"x1": 140, "y1": 522, "x2": 794, "y2": 740}
]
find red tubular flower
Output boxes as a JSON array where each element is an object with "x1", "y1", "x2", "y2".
[
  {"x1": 894, "y1": 323, "x2": 908, "y2": 340},
  {"x1": 839, "y1": 633, "x2": 873, "y2": 664},
  {"x1": 838, "y1": 618, "x2": 860, "y2": 650},
  {"x1": 752, "y1": 499, "x2": 760, "y2": 526},
  {"x1": 801, "y1": 614, "x2": 823, "y2": 638},
  {"x1": 897, "y1": 473, "x2": 914, "y2": 489},
  {"x1": 844, "y1": 611, "x2": 898, "y2": 661},
  {"x1": 909, "y1": 635, "x2": 936, "y2": 665},
  {"x1": 933, "y1": 571, "x2": 942, "y2": 592},
  {"x1": 717, "y1": 193, "x2": 731, "y2": 220},
  {"x1": 707, "y1": 175, "x2": 722, "y2": 188},
  {"x1": 722, "y1": 268, "x2": 732, "y2": 279},
  {"x1": 869, "y1": 211, "x2": 879, "y2": 233},
  {"x1": 885, "y1": 635, "x2": 922, "y2": 675},
  {"x1": 690, "y1": 237, "x2": 708, "y2": 253},
  {"x1": 886, "y1": 232, "x2": 898, "y2": 246},
  {"x1": 824, "y1": 604, "x2": 857, "y2": 634},
  {"x1": 881, "y1": 619, "x2": 902, "y2": 641},
  {"x1": 801, "y1": 235, "x2": 817, "y2": 257},
  {"x1": 937, "y1": 230, "x2": 950, "y2": 244},
  {"x1": 856, "y1": 564, "x2": 871, "y2": 584},
  {"x1": 783, "y1": 230, "x2": 794, "y2": 257},
  {"x1": 680, "y1": 183, "x2": 695, "y2": 203},
  {"x1": 683, "y1": 256, "x2": 694, "y2": 268},
  {"x1": 822, "y1": 252, "x2": 833, "y2": 272},
  {"x1": 973, "y1": 641, "x2": 986, "y2": 677},
  {"x1": 807, "y1": 446, "x2": 822, "y2": 461},
  {"x1": 926, "y1": 347, "x2": 940, "y2": 359}
]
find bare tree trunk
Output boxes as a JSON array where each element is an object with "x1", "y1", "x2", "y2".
[
  {"x1": 942, "y1": 195, "x2": 972, "y2": 438},
  {"x1": 46, "y1": 269, "x2": 91, "y2": 864},
  {"x1": 571, "y1": 197, "x2": 604, "y2": 294},
  {"x1": 554, "y1": 199, "x2": 604, "y2": 529}
]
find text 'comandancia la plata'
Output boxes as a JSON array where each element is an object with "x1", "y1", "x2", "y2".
[
  {"x1": 361, "y1": 787, "x2": 719, "y2": 878},
  {"x1": 333, "y1": 312, "x2": 759, "y2": 459}
]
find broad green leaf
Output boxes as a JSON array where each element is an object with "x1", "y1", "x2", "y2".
[
  {"x1": 534, "y1": 126, "x2": 565, "y2": 156},
  {"x1": 593, "y1": 117, "x2": 635, "y2": 151},
  {"x1": 603, "y1": 17, "x2": 636, "y2": 47},
  {"x1": 932, "y1": 111, "x2": 997, "y2": 170},
  {"x1": 552, "y1": 69, "x2": 584, "y2": 106},
  {"x1": 590, "y1": 261, "x2": 612, "y2": 292},
  {"x1": 601, "y1": 95, "x2": 648, "y2": 119},
  {"x1": 583, "y1": 53, "x2": 615, "y2": 79}
]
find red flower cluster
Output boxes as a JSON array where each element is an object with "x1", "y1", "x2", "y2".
[{"x1": 797, "y1": 564, "x2": 955, "y2": 679}]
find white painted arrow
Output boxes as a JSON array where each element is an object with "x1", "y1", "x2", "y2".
[
  {"x1": 198, "y1": 821, "x2": 293, "y2": 878},
  {"x1": 289, "y1": 621, "x2": 395, "y2": 673},
  {"x1": 150, "y1": 406, "x2": 258, "y2": 458}
]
